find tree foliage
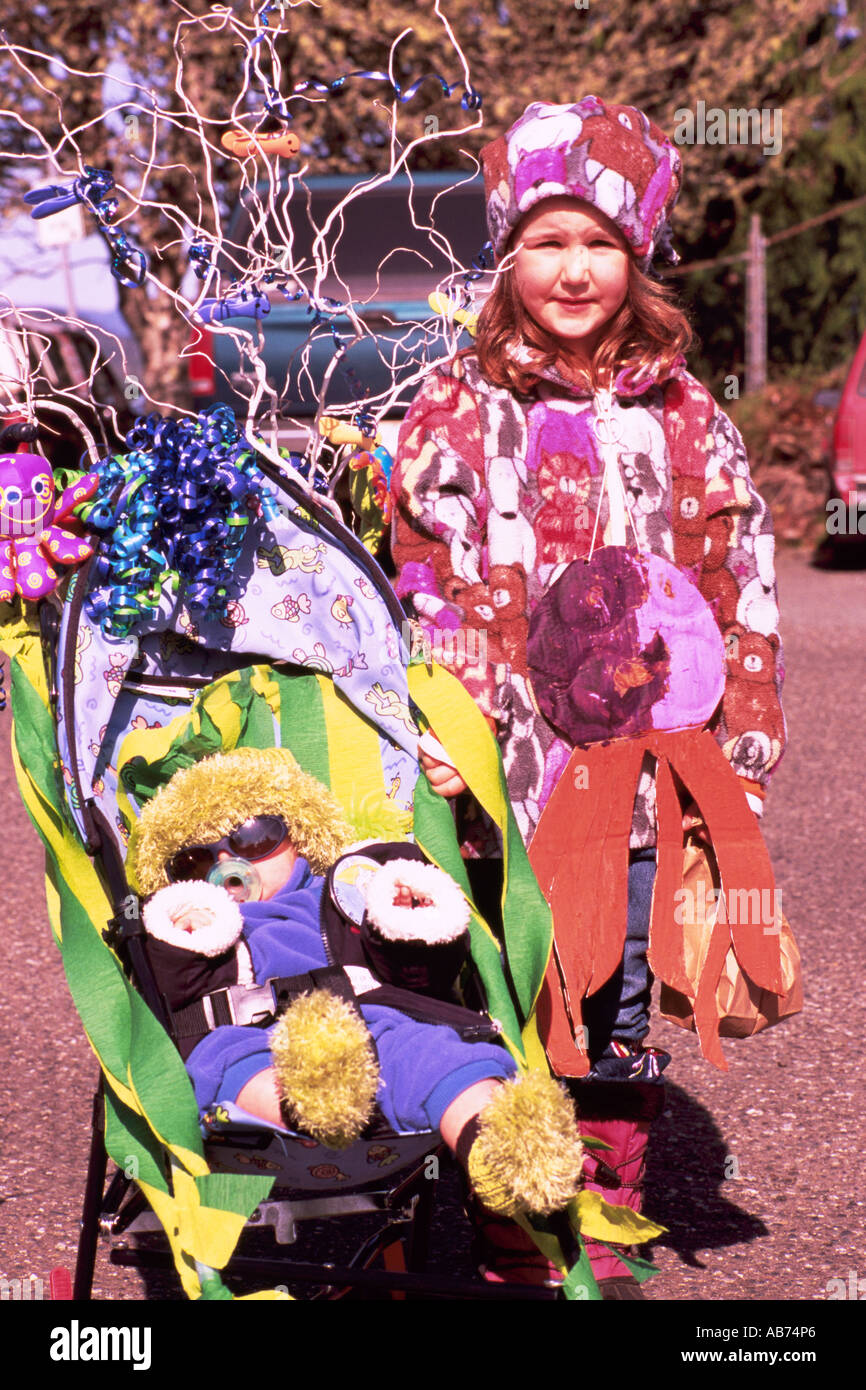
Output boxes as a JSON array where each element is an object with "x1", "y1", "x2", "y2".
[{"x1": 0, "y1": 0, "x2": 863, "y2": 418}]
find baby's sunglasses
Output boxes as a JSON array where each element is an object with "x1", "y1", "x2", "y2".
[{"x1": 165, "y1": 815, "x2": 289, "y2": 883}]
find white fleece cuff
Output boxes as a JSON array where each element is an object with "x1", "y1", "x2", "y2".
[
  {"x1": 363, "y1": 859, "x2": 470, "y2": 944},
  {"x1": 142, "y1": 880, "x2": 245, "y2": 955}
]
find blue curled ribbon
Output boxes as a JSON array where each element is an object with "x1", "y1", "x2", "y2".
[
  {"x1": 24, "y1": 165, "x2": 148, "y2": 288},
  {"x1": 465, "y1": 240, "x2": 494, "y2": 284},
  {"x1": 303, "y1": 296, "x2": 349, "y2": 363},
  {"x1": 252, "y1": 0, "x2": 282, "y2": 46},
  {"x1": 352, "y1": 406, "x2": 377, "y2": 438},
  {"x1": 457, "y1": 239, "x2": 494, "y2": 307},
  {"x1": 190, "y1": 238, "x2": 214, "y2": 281},
  {"x1": 83, "y1": 404, "x2": 280, "y2": 638},
  {"x1": 23, "y1": 185, "x2": 81, "y2": 219},
  {"x1": 287, "y1": 451, "x2": 330, "y2": 497},
  {"x1": 287, "y1": 70, "x2": 482, "y2": 111},
  {"x1": 198, "y1": 288, "x2": 272, "y2": 324},
  {"x1": 261, "y1": 68, "x2": 482, "y2": 123}
]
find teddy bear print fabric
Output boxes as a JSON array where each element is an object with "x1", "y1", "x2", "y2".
[{"x1": 391, "y1": 348, "x2": 786, "y2": 850}]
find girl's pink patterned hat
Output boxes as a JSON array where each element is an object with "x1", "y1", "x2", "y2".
[{"x1": 481, "y1": 96, "x2": 682, "y2": 269}]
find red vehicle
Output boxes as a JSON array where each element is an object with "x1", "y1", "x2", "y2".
[
  {"x1": 814, "y1": 330, "x2": 866, "y2": 564},
  {"x1": 831, "y1": 329, "x2": 866, "y2": 505}
]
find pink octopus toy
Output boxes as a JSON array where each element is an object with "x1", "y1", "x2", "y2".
[{"x1": 0, "y1": 451, "x2": 99, "y2": 602}]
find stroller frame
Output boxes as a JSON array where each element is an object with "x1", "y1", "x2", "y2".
[
  {"x1": 74, "y1": 1074, "x2": 555, "y2": 1300},
  {"x1": 35, "y1": 451, "x2": 560, "y2": 1301}
]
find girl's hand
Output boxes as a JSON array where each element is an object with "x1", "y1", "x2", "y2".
[
  {"x1": 419, "y1": 750, "x2": 468, "y2": 799},
  {"x1": 681, "y1": 799, "x2": 715, "y2": 852},
  {"x1": 418, "y1": 715, "x2": 498, "y2": 799},
  {"x1": 682, "y1": 797, "x2": 762, "y2": 850}
]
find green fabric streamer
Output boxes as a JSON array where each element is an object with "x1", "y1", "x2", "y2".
[
  {"x1": 244, "y1": 682, "x2": 278, "y2": 750},
  {"x1": 9, "y1": 662, "x2": 69, "y2": 839},
  {"x1": 405, "y1": 668, "x2": 553, "y2": 1024},
  {"x1": 196, "y1": 1171, "x2": 275, "y2": 1219},
  {"x1": 198, "y1": 1270, "x2": 234, "y2": 1301},
  {"x1": 412, "y1": 775, "x2": 526, "y2": 1063},
  {"x1": 562, "y1": 1238, "x2": 603, "y2": 1302},
  {"x1": 125, "y1": 977, "x2": 207, "y2": 1162},
  {"x1": 9, "y1": 654, "x2": 209, "y2": 1162},
  {"x1": 59, "y1": 887, "x2": 143, "y2": 1087},
  {"x1": 595, "y1": 1241, "x2": 660, "y2": 1284},
  {"x1": 121, "y1": 707, "x2": 225, "y2": 805},
  {"x1": 274, "y1": 673, "x2": 332, "y2": 784},
  {"x1": 121, "y1": 667, "x2": 328, "y2": 805},
  {"x1": 104, "y1": 1087, "x2": 172, "y2": 1195},
  {"x1": 498, "y1": 805, "x2": 552, "y2": 1021}
]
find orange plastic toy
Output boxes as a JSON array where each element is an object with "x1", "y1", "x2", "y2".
[{"x1": 221, "y1": 129, "x2": 300, "y2": 159}]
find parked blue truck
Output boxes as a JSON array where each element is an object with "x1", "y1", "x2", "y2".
[{"x1": 197, "y1": 170, "x2": 488, "y2": 458}]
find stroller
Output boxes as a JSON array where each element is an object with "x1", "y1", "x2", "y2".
[{"x1": 3, "y1": 405, "x2": 586, "y2": 1301}]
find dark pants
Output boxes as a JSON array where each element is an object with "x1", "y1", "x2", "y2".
[
  {"x1": 466, "y1": 849, "x2": 658, "y2": 1062},
  {"x1": 582, "y1": 849, "x2": 656, "y2": 1062}
]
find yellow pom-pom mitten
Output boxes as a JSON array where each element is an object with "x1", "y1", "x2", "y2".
[
  {"x1": 269, "y1": 990, "x2": 379, "y2": 1150},
  {"x1": 467, "y1": 1072, "x2": 584, "y2": 1218}
]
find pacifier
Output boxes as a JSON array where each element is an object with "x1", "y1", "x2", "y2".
[{"x1": 207, "y1": 857, "x2": 262, "y2": 902}]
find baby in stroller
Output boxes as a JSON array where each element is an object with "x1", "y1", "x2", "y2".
[{"x1": 132, "y1": 743, "x2": 586, "y2": 1224}]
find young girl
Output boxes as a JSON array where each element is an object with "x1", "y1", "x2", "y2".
[{"x1": 391, "y1": 97, "x2": 787, "y2": 1296}]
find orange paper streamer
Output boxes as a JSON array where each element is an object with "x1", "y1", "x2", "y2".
[{"x1": 529, "y1": 726, "x2": 786, "y2": 1076}]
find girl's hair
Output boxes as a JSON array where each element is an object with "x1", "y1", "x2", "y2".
[{"x1": 465, "y1": 253, "x2": 694, "y2": 395}]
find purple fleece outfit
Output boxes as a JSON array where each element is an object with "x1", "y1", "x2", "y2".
[{"x1": 185, "y1": 857, "x2": 516, "y2": 1133}]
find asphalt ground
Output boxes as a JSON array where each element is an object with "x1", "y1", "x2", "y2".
[{"x1": 1, "y1": 546, "x2": 864, "y2": 1330}]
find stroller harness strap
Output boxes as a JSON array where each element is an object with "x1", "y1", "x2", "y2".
[
  {"x1": 157, "y1": 844, "x2": 503, "y2": 1057},
  {"x1": 167, "y1": 964, "x2": 501, "y2": 1054},
  {"x1": 169, "y1": 965, "x2": 350, "y2": 1047}
]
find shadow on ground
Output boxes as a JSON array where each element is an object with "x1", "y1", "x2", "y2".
[{"x1": 645, "y1": 1081, "x2": 767, "y2": 1270}]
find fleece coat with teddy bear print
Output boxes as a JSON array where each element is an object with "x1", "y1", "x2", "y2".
[{"x1": 391, "y1": 346, "x2": 786, "y2": 852}]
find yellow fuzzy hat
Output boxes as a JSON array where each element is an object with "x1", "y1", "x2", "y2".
[{"x1": 130, "y1": 746, "x2": 356, "y2": 896}]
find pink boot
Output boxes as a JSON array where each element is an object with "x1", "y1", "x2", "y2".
[{"x1": 572, "y1": 1081, "x2": 665, "y2": 1300}]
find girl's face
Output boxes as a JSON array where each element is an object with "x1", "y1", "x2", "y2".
[{"x1": 511, "y1": 197, "x2": 631, "y2": 365}]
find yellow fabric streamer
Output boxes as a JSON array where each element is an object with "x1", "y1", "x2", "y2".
[
  {"x1": 317, "y1": 676, "x2": 384, "y2": 812},
  {"x1": 405, "y1": 661, "x2": 551, "y2": 1072},
  {"x1": 573, "y1": 1189, "x2": 666, "y2": 1244}
]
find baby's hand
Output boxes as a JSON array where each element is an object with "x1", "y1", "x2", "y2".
[
  {"x1": 418, "y1": 717, "x2": 498, "y2": 800},
  {"x1": 169, "y1": 903, "x2": 218, "y2": 935},
  {"x1": 142, "y1": 879, "x2": 245, "y2": 955},
  {"x1": 391, "y1": 880, "x2": 434, "y2": 909}
]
